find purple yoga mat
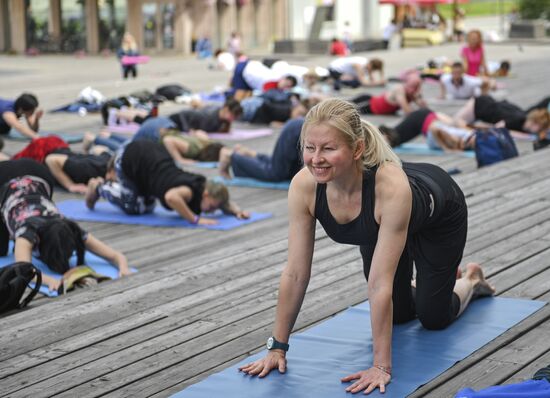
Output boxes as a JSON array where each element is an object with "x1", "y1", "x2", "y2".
[{"x1": 106, "y1": 126, "x2": 273, "y2": 140}]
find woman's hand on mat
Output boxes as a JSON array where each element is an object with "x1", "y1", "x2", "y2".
[
  {"x1": 68, "y1": 183, "x2": 89, "y2": 194},
  {"x1": 342, "y1": 367, "x2": 391, "y2": 395},
  {"x1": 198, "y1": 217, "x2": 218, "y2": 226},
  {"x1": 234, "y1": 210, "x2": 250, "y2": 220},
  {"x1": 43, "y1": 275, "x2": 62, "y2": 293},
  {"x1": 238, "y1": 351, "x2": 286, "y2": 377}
]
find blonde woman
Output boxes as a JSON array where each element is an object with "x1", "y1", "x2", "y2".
[
  {"x1": 239, "y1": 99, "x2": 494, "y2": 394},
  {"x1": 117, "y1": 32, "x2": 139, "y2": 79}
]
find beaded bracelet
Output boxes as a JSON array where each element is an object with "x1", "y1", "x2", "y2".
[
  {"x1": 190, "y1": 214, "x2": 200, "y2": 224},
  {"x1": 373, "y1": 365, "x2": 392, "y2": 376}
]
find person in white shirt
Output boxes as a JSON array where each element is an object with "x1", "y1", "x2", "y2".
[
  {"x1": 328, "y1": 56, "x2": 385, "y2": 90},
  {"x1": 439, "y1": 62, "x2": 494, "y2": 100}
]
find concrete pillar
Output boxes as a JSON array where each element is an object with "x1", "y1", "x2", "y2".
[
  {"x1": 126, "y1": 0, "x2": 142, "y2": 48},
  {"x1": 8, "y1": 0, "x2": 25, "y2": 53},
  {"x1": 85, "y1": 0, "x2": 99, "y2": 53},
  {"x1": 49, "y1": 0, "x2": 61, "y2": 40},
  {"x1": 174, "y1": 0, "x2": 191, "y2": 54},
  {"x1": 0, "y1": 0, "x2": 7, "y2": 51}
]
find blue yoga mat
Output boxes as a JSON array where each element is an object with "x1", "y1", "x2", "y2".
[
  {"x1": 49, "y1": 102, "x2": 102, "y2": 113},
  {"x1": 172, "y1": 297, "x2": 545, "y2": 398},
  {"x1": 394, "y1": 143, "x2": 475, "y2": 158},
  {"x1": 57, "y1": 200, "x2": 272, "y2": 230},
  {"x1": 0, "y1": 245, "x2": 136, "y2": 297},
  {"x1": 7, "y1": 130, "x2": 84, "y2": 143},
  {"x1": 188, "y1": 161, "x2": 218, "y2": 169},
  {"x1": 213, "y1": 176, "x2": 290, "y2": 190}
]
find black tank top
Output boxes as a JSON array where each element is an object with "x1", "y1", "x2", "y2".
[{"x1": 315, "y1": 163, "x2": 443, "y2": 247}]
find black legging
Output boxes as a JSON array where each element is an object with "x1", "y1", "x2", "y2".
[
  {"x1": 360, "y1": 164, "x2": 465, "y2": 330},
  {"x1": 252, "y1": 101, "x2": 292, "y2": 124},
  {"x1": 350, "y1": 94, "x2": 373, "y2": 114},
  {"x1": 123, "y1": 65, "x2": 137, "y2": 79}
]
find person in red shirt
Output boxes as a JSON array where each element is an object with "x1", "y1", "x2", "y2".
[{"x1": 329, "y1": 38, "x2": 349, "y2": 56}]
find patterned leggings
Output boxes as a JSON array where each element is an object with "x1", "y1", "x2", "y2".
[{"x1": 96, "y1": 144, "x2": 156, "y2": 215}]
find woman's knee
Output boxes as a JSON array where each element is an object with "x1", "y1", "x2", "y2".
[{"x1": 417, "y1": 309, "x2": 453, "y2": 330}]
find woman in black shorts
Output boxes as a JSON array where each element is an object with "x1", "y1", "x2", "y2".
[{"x1": 239, "y1": 99, "x2": 494, "y2": 394}]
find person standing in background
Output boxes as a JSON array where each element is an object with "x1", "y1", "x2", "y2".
[
  {"x1": 117, "y1": 32, "x2": 139, "y2": 79},
  {"x1": 227, "y1": 31, "x2": 241, "y2": 56}
]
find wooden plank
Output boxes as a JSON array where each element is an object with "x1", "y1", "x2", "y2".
[
  {"x1": 0, "y1": 249, "x2": 363, "y2": 391},
  {"x1": 420, "y1": 316, "x2": 550, "y2": 397},
  {"x1": 409, "y1": 304, "x2": 550, "y2": 397},
  {"x1": 15, "y1": 273, "x2": 369, "y2": 398}
]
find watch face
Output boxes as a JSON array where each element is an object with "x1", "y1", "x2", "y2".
[{"x1": 267, "y1": 337, "x2": 274, "y2": 349}]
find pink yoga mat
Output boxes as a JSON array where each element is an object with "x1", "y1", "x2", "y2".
[{"x1": 121, "y1": 55, "x2": 150, "y2": 66}]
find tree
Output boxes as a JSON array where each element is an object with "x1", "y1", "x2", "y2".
[{"x1": 519, "y1": 0, "x2": 550, "y2": 20}]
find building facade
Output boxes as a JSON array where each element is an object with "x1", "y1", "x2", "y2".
[{"x1": 0, "y1": 0, "x2": 288, "y2": 55}]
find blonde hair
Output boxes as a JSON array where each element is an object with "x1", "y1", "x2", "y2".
[
  {"x1": 205, "y1": 180, "x2": 229, "y2": 207},
  {"x1": 527, "y1": 109, "x2": 550, "y2": 132},
  {"x1": 121, "y1": 32, "x2": 137, "y2": 52},
  {"x1": 301, "y1": 98, "x2": 401, "y2": 169}
]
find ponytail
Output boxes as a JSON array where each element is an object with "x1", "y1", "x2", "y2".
[{"x1": 360, "y1": 119, "x2": 401, "y2": 168}]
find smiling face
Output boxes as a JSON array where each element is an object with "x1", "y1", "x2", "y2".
[{"x1": 302, "y1": 123, "x2": 362, "y2": 184}]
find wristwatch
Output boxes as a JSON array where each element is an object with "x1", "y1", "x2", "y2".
[{"x1": 266, "y1": 336, "x2": 289, "y2": 352}]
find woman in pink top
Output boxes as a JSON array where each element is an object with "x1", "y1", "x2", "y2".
[{"x1": 461, "y1": 30, "x2": 488, "y2": 76}]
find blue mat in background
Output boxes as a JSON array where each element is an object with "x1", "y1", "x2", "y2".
[
  {"x1": 49, "y1": 102, "x2": 102, "y2": 113},
  {"x1": 6, "y1": 130, "x2": 84, "y2": 143},
  {"x1": 0, "y1": 245, "x2": 136, "y2": 297},
  {"x1": 188, "y1": 161, "x2": 218, "y2": 169},
  {"x1": 172, "y1": 297, "x2": 545, "y2": 398},
  {"x1": 57, "y1": 200, "x2": 272, "y2": 230},
  {"x1": 199, "y1": 92, "x2": 226, "y2": 104},
  {"x1": 394, "y1": 143, "x2": 475, "y2": 158},
  {"x1": 213, "y1": 176, "x2": 290, "y2": 190}
]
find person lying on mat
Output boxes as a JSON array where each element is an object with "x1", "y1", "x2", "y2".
[
  {"x1": 85, "y1": 140, "x2": 249, "y2": 225},
  {"x1": 134, "y1": 98, "x2": 243, "y2": 140},
  {"x1": 328, "y1": 56, "x2": 385, "y2": 90},
  {"x1": 43, "y1": 149, "x2": 112, "y2": 194},
  {"x1": 350, "y1": 72, "x2": 427, "y2": 116},
  {"x1": 239, "y1": 95, "x2": 313, "y2": 126},
  {"x1": 0, "y1": 159, "x2": 130, "y2": 292},
  {"x1": 239, "y1": 99, "x2": 495, "y2": 395},
  {"x1": 84, "y1": 130, "x2": 224, "y2": 168},
  {"x1": 218, "y1": 118, "x2": 304, "y2": 181},
  {"x1": 453, "y1": 95, "x2": 550, "y2": 142},
  {"x1": 0, "y1": 93, "x2": 42, "y2": 139},
  {"x1": 378, "y1": 108, "x2": 474, "y2": 151},
  {"x1": 6, "y1": 135, "x2": 113, "y2": 195}
]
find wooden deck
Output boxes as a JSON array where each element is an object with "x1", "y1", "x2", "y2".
[{"x1": 1, "y1": 44, "x2": 549, "y2": 397}]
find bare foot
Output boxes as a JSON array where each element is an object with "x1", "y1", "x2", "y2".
[
  {"x1": 465, "y1": 263, "x2": 495, "y2": 298},
  {"x1": 85, "y1": 178, "x2": 103, "y2": 210},
  {"x1": 82, "y1": 132, "x2": 96, "y2": 154},
  {"x1": 217, "y1": 147, "x2": 233, "y2": 179}
]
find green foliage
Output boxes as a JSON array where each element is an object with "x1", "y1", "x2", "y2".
[
  {"x1": 519, "y1": 0, "x2": 550, "y2": 19},
  {"x1": 438, "y1": 1, "x2": 520, "y2": 19}
]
